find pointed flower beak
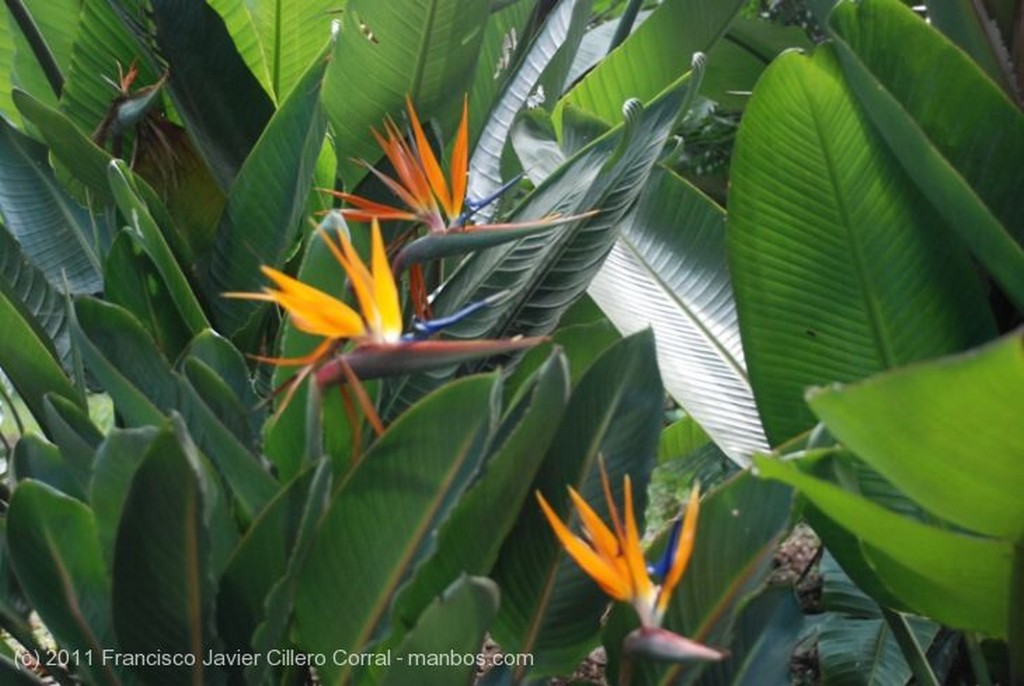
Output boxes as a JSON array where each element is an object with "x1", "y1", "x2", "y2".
[{"x1": 537, "y1": 461, "x2": 720, "y2": 662}]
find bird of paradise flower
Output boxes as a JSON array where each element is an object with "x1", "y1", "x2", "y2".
[
  {"x1": 225, "y1": 213, "x2": 544, "y2": 452},
  {"x1": 537, "y1": 460, "x2": 724, "y2": 677},
  {"x1": 329, "y1": 96, "x2": 594, "y2": 316}
]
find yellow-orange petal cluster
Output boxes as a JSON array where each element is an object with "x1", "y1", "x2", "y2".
[
  {"x1": 536, "y1": 461, "x2": 700, "y2": 629},
  {"x1": 225, "y1": 219, "x2": 402, "y2": 350},
  {"x1": 334, "y1": 96, "x2": 469, "y2": 233}
]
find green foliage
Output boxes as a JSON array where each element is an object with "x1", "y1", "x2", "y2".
[{"x1": 0, "y1": 0, "x2": 1019, "y2": 684}]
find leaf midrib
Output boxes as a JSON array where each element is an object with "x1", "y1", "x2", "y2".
[{"x1": 801, "y1": 75, "x2": 895, "y2": 369}]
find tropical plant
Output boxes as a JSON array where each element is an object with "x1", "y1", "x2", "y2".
[{"x1": 0, "y1": 0, "x2": 1019, "y2": 685}]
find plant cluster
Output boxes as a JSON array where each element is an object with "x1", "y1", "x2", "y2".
[{"x1": 0, "y1": 0, "x2": 1020, "y2": 685}]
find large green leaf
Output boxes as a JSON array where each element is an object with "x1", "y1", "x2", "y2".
[
  {"x1": 207, "y1": 0, "x2": 274, "y2": 100},
  {"x1": 0, "y1": 9, "x2": 19, "y2": 125},
  {"x1": 7, "y1": 481, "x2": 121, "y2": 686},
  {"x1": 0, "y1": 223, "x2": 70, "y2": 369},
  {"x1": 695, "y1": 587, "x2": 803, "y2": 686},
  {"x1": 12, "y1": 435, "x2": 84, "y2": 500},
  {"x1": 224, "y1": 0, "x2": 338, "y2": 101},
  {"x1": 816, "y1": 552, "x2": 939, "y2": 686},
  {"x1": 808, "y1": 331, "x2": 1024, "y2": 540},
  {"x1": 0, "y1": 115, "x2": 102, "y2": 294},
  {"x1": 589, "y1": 165, "x2": 767, "y2": 465},
  {"x1": 218, "y1": 462, "x2": 329, "y2": 672},
  {"x1": 89, "y1": 427, "x2": 160, "y2": 569},
  {"x1": 115, "y1": 0, "x2": 276, "y2": 190},
  {"x1": 322, "y1": 0, "x2": 490, "y2": 184},
  {"x1": 490, "y1": 331, "x2": 663, "y2": 677},
  {"x1": 73, "y1": 299, "x2": 278, "y2": 520},
  {"x1": 388, "y1": 351, "x2": 570, "y2": 642},
  {"x1": 379, "y1": 576, "x2": 500, "y2": 686},
  {"x1": 557, "y1": 0, "x2": 745, "y2": 125},
  {"x1": 112, "y1": 424, "x2": 224, "y2": 685},
  {"x1": 467, "y1": 0, "x2": 592, "y2": 218},
  {"x1": 603, "y1": 472, "x2": 793, "y2": 686},
  {"x1": 8, "y1": 0, "x2": 79, "y2": 99},
  {"x1": 294, "y1": 374, "x2": 500, "y2": 686},
  {"x1": 756, "y1": 455, "x2": 1012, "y2": 636},
  {"x1": 203, "y1": 43, "x2": 330, "y2": 334},
  {"x1": 829, "y1": 0, "x2": 1024, "y2": 308},
  {"x1": 727, "y1": 47, "x2": 996, "y2": 446},
  {"x1": 0, "y1": 288, "x2": 79, "y2": 426}
]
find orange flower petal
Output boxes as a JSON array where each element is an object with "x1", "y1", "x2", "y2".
[
  {"x1": 657, "y1": 483, "x2": 700, "y2": 614},
  {"x1": 407, "y1": 95, "x2": 454, "y2": 218},
  {"x1": 369, "y1": 219, "x2": 403, "y2": 341},
  {"x1": 536, "y1": 491, "x2": 631, "y2": 601},
  {"x1": 258, "y1": 267, "x2": 366, "y2": 339},
  {"x1": 623, "y1": 475, "x2": 656, "y2": 603},
  {"x1": 449, "y1": 96, "x2": 469, "y2": 219}
]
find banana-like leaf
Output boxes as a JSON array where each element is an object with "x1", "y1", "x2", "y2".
[
  {"x1": 465, "y1": 0, "x2": 534, "y2": 143},
  {"x1": 203, "y1": 43, "x2": 330, "y2": 335},
  {"x1": 603, "y1": 471, "x2": 793, "y2": 686},
  {"x1": 218, "y1": 461, "x2": 330, "y2": 681},
  {"x1": 111, "y1": 424, "x2": 223, "y2": 685},
  {"x1": 589, "y1": 166, "x2": 767, "y2": 465},
  {"x1": 695, "y1": 587, "x2": 803, "y2": 686},
  {"x1": 0, "y1": 222, "x2": 70, "y2": 370},
  {"x1": 756, "y1": 455, "x2": 1011, "y2": 636},
  {"x1": 294, "y1": 375, "x2": 500, "y2": 685},
  {"x1": 12, "y1": 435, "x2": 84, "y2": 501},
  {"x1": 829, "y1": 0, "x2": 1024, "y2": 308},
  {"x1": 41, "y1": 394, "x2": 100, "y2": 490},
  {"x1": 125, "y1": 0, "x2": 276, "y2": 190},
  {"x1": 489, "y1": 331, "x2": 663, "y2": 677},
  {"x1": 727, "y1": 47, "x2": 996, "y2": 446},
  {"x1": 89, "y1": 427, "x2": 160, "y2": 569},
  {"x1": 387, "y1": 352, "x2": 569, "y2": 644},
  {"x1": 0, "y1": 115, "x2": 102, "y2": 294},
  {"x1": 219, "y1": 0, "x2": 337, "y2": 101},
  {"x1": 73, "y1": 298, "x2": 278, "y2": 521},
  {"x1": 808, "y1": 331, "x2": 1024, "y2": 540},
  {"x1": 816, "y1": 552, "x2": 939, "y2": 686},
  {"x1": 7, "y1": 480, "x2": 122, "y2": 686},
  {"x1": 557, "y1": 0, "x2": 745, "y2": 125},
  {"x1": 0, "y1": 289, "x2": 79, "y2": 426},
  {"x1": 468, "y1": 0, "x2": 592, "y2": 221},
  {"x1": 322, "y1": 0, "x2": 490, "y2": 184},
  {"x1": 379, "y1": 576, "x2": 500, "y2": 686},
  {"x1": 0, "y1": 9, "x2": 19, "y2": 124},
  {"x1": 8, "y1": 0, "x2": 78, "y2": 99}
]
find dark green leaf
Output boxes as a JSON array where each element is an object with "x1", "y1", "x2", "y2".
[
  {"x1": 112, "y1": 424, "x2": 222, "y2": 685},
  {"x1": 7, "y1": 481, "x2": 122, "y2": 686},
  {"x1": 0, "y1": 221, "x2": 70, "y2": 370},
  {"x1": 203, "y1": 43, "x2": 330, "y2": 334},
  {"x1": 389, "y1": 352, "x2": 570, "y2": 642},
  {"x1": 0, "y1": 288, "x2": 79, "y2": 426},
  {"x1": 41, "y1": 393, "x2": 101, "y2": 488},
  {"x1": 829, "y1": 0, "x2": 1024, "y2": 308},
  {"x1": 379, "y1": 576, "x2": 500, "y2": 686},
  {"x1": 728, "y1": 47, "x2": 995, "y2": 445},
  {"x1": 143, "y1": 0, "x2": 275, "y2": 190},
  {"x1": 294, "y1": 374, "x2": 500, "y2": 685},
  {"x1": 0, "y1": 115, "x2": 102, "y2": 294},
  {"x1": 322, "y1": 0, "x2": 490, "y2": 184},
  {"x1": 12, "y1": 435, "x2": 83, "y2": 500},
  {"x1": 491, "y1": 331, "x2": 663, "y2": 677}
]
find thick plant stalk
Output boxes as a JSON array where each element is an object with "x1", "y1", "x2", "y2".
[
  {"x1": 965, "y1": 632, "x2": 994, "y2": 686},
  {"x1": 608, "y1": 0, "x2": 644, "y2": 53}
]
